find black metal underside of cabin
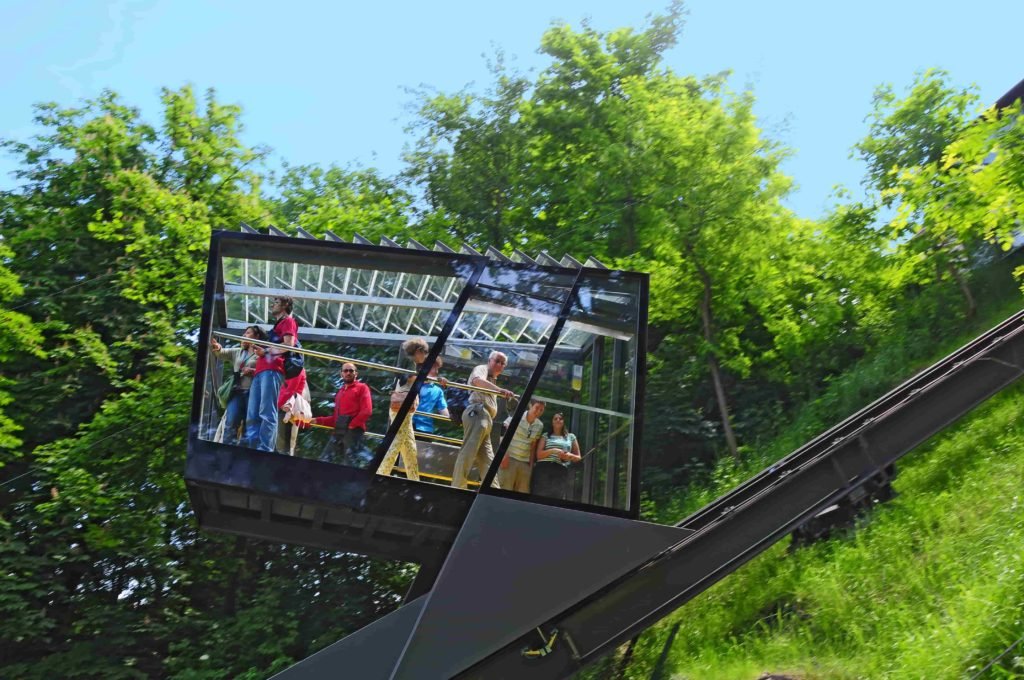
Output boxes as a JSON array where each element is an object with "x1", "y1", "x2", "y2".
[{"x1": 185, "y1": 439, "x2": 473, "y2": 565}]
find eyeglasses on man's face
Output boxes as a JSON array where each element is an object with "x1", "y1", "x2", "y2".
[{"x1": 342, "y1": 368, "x2": 356, "y2": 373}]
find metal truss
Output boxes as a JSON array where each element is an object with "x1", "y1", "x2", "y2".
[{"x1": 222, "y1": 225, "x2": 616, "y2": 356}]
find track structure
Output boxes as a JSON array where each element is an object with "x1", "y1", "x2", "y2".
[{"x1": 455, "y1": 308, "x2": 1024, "y2": 678}]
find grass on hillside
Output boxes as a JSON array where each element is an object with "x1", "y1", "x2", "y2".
[
  {"x1": 605, "y1": 267, "x2": 1024, "y2": 678},
  {"x1": 644, "y1": 293, "x2": 1024, "y2": 527},
  {"x1": 614, "y1": 382, "x2": 1024, "y2": 679}
]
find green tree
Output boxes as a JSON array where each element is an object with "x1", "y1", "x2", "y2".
[
  {"x1": 0, "y1": 244, "x2": 45, "y2": 452},
  {"x1": 633, "y1": 76, "x2": 794, "y2": 460},
  {"x1": 522, "y1": 4, "x2": 686, "y2": 259},
  {"x1": 856, "y1": 69, "x2": 978, "y2": 199},
  {"x1": 1, "y1": 93, "x2": 161, "y2": 445},
  {"x1": 744, "y1": 200, "x2": 894, "y2": 394},
  {"x1": 0, "y1": 87, "x2": 413, "y2": 678},
  {"x1": 855, "y1": 70, "x2": 984, "y2": 318},
  {"x1": 273, "y1": 164, "x2": 418, "y2": 243},
  {"x1": 0, "y1": 88, "x2": 265, "y2": 447},
  {"x1": 890, "y1": 99, "x2": 1024, "y2": 284},
  {"x1": 402, "y1": 52, "x2": 533, "y2": 250}
]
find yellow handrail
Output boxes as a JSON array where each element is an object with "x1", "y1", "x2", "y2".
[
  {"x1": 393, "y1": 467, "x2": 480, "y2": 487},
  {"x1": 213, "y1": 331, "x2": 510, "y2": 398},
  {"x1": 305, "y1": 422, "x2": 463, "y2": 446}
]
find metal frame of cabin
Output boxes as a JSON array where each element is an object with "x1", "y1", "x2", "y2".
[{"x1": 186, "y1": 229, "x2": 649, "y2": 568}]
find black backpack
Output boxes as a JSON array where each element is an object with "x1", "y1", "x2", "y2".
[
  {"x1": 445, "y1": 386, "x2": 470, "y2": 426},
  {"x1": 270, "y1": 317, "x2": 305, "y2": 380}
]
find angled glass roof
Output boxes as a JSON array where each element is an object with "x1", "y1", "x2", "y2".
[{"x1": 219, "y1": 224, "x2": 632, "y2": 357}]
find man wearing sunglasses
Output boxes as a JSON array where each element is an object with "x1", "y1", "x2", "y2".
[{"x1": 308, "y1": 362, "x2": 372, "y2": 466}]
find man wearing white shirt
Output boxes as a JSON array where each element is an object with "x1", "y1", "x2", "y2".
[{"x1": 451, "y1": 351, "x2": 513, "y2": 489}]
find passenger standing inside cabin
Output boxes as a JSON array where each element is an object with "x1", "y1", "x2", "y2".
[
  {"x1": 412, "y1": 357, "x2": 450, "y2": 434},
  {"x1": 308, "y1": 362, "x2": 373, "y2": 466},
  {"x1": 497, "y1": 399, "x2": 546, "y2": 493},
  {"x1": 243, "y1": 296, "x2": 298, "y2": 452},
  {"x1": 378, "y1": 338, "x2": 432, "y2": 481},
  {"x1": 451, "y1": 351, "x2": 514, "y2": 489},
  {"x1": 210, "y1": 325, "x2": 267, "y2": 445},
  {"x1": 532, "y1": 412, "x2": 582, "y2": 500}
]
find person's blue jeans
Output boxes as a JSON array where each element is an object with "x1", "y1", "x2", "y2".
[
  {"x1": 222, "y1": 390, "x2": 248, "y2": 445},
  {"x1": 243, "y1": 370, "x2": 284, "y2": 452}
]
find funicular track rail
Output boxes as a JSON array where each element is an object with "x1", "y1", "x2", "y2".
[
  {"x1": 682, "y1": 307, "x2": 1024, "y2": 532},
  {"x1": 459, "y1": 309, "x2": 1024, "y2": 679}
]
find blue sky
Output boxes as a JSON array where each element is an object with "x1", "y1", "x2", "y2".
[{"x1": 1, "y1": 0, "x2": 1021, "y2": 219}]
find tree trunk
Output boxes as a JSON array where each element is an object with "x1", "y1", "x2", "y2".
[
  {"x1": 946, "y1": 261, "x2": 977, "y2": 319},
  {"x1": 706, "y1": 350, "x2": 739, "y2": 460},
  {"x1": 622, "y1": 192, "x2": 637, "y2": 254},
  {"x1": 696, "y1": 261, "x2": 740, "y2": 460},
  {"x1": 610, "y1": 634, "x2": 639, "y2": 679}
]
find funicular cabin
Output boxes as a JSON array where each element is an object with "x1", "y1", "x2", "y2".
[{"x1": 185, "y1": 226, "x2": 648, "y2": 576}]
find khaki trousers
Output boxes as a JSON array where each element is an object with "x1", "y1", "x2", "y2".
[
  {"x1": 452, "y1": 404, "x2": 500, "y2": 489},
  {"x1": 498, "y1": 458, "x2": 532, "y2": 493}
]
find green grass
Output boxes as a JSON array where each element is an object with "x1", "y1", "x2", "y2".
[
  {"x1": 645, "y1": 293, "x2": 1024, "y2": 526},
  {"x1": 618, "y1": 383, "x2": 1024, "y2": 679}
]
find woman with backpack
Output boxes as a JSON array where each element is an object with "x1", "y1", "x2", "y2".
[
  {"x1": 377, "y1": 338, "x2": 430, "y2": 481},
  {"x1": 243, "y1": 296, "x2": 299, "y2": 452}
]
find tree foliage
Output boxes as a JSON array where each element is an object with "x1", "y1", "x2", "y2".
[
  {"x1": 0, "y1": 87, "x2": 412, "y2": 678},
  {"x1": 274, "y1": 163, "x2": 417, "y2": 242},
  {"x1": 402, "y1": 52, "x2": 533, "y2": 249},
  {"x1": 855, "y1": 70, "x2": 996, "y2": 319}
]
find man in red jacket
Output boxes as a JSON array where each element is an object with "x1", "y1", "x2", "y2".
[{"x1": 310, "y1": 362, "x2": 373, "y2": 466}]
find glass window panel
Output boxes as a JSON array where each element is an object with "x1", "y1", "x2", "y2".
[
  {"x1": 487, "y1": 272, "x2": 644, "y2": 512},
  {"x1": 546, "y1": 273, "x2": 642, "y2": 511},
  {"x1": 428, "y1": 264, "x2": 579, "y2": 493},
  {"x1": 497, "y1": 359, "x2": 583, "y2": 502},
  {"x1": 198, "y1": 249, "x2": 473, "y2": 473}
]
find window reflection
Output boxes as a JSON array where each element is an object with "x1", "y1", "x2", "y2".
[
  {"x1": 200, "y1": 251, "x2": 471, "y2": 472},
  {"x1": 198, "y1": 243, "x2": 645, "y2": 514},
  {"x1": 493, "y1": 273, "x2": 642, "y2": 511}
]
